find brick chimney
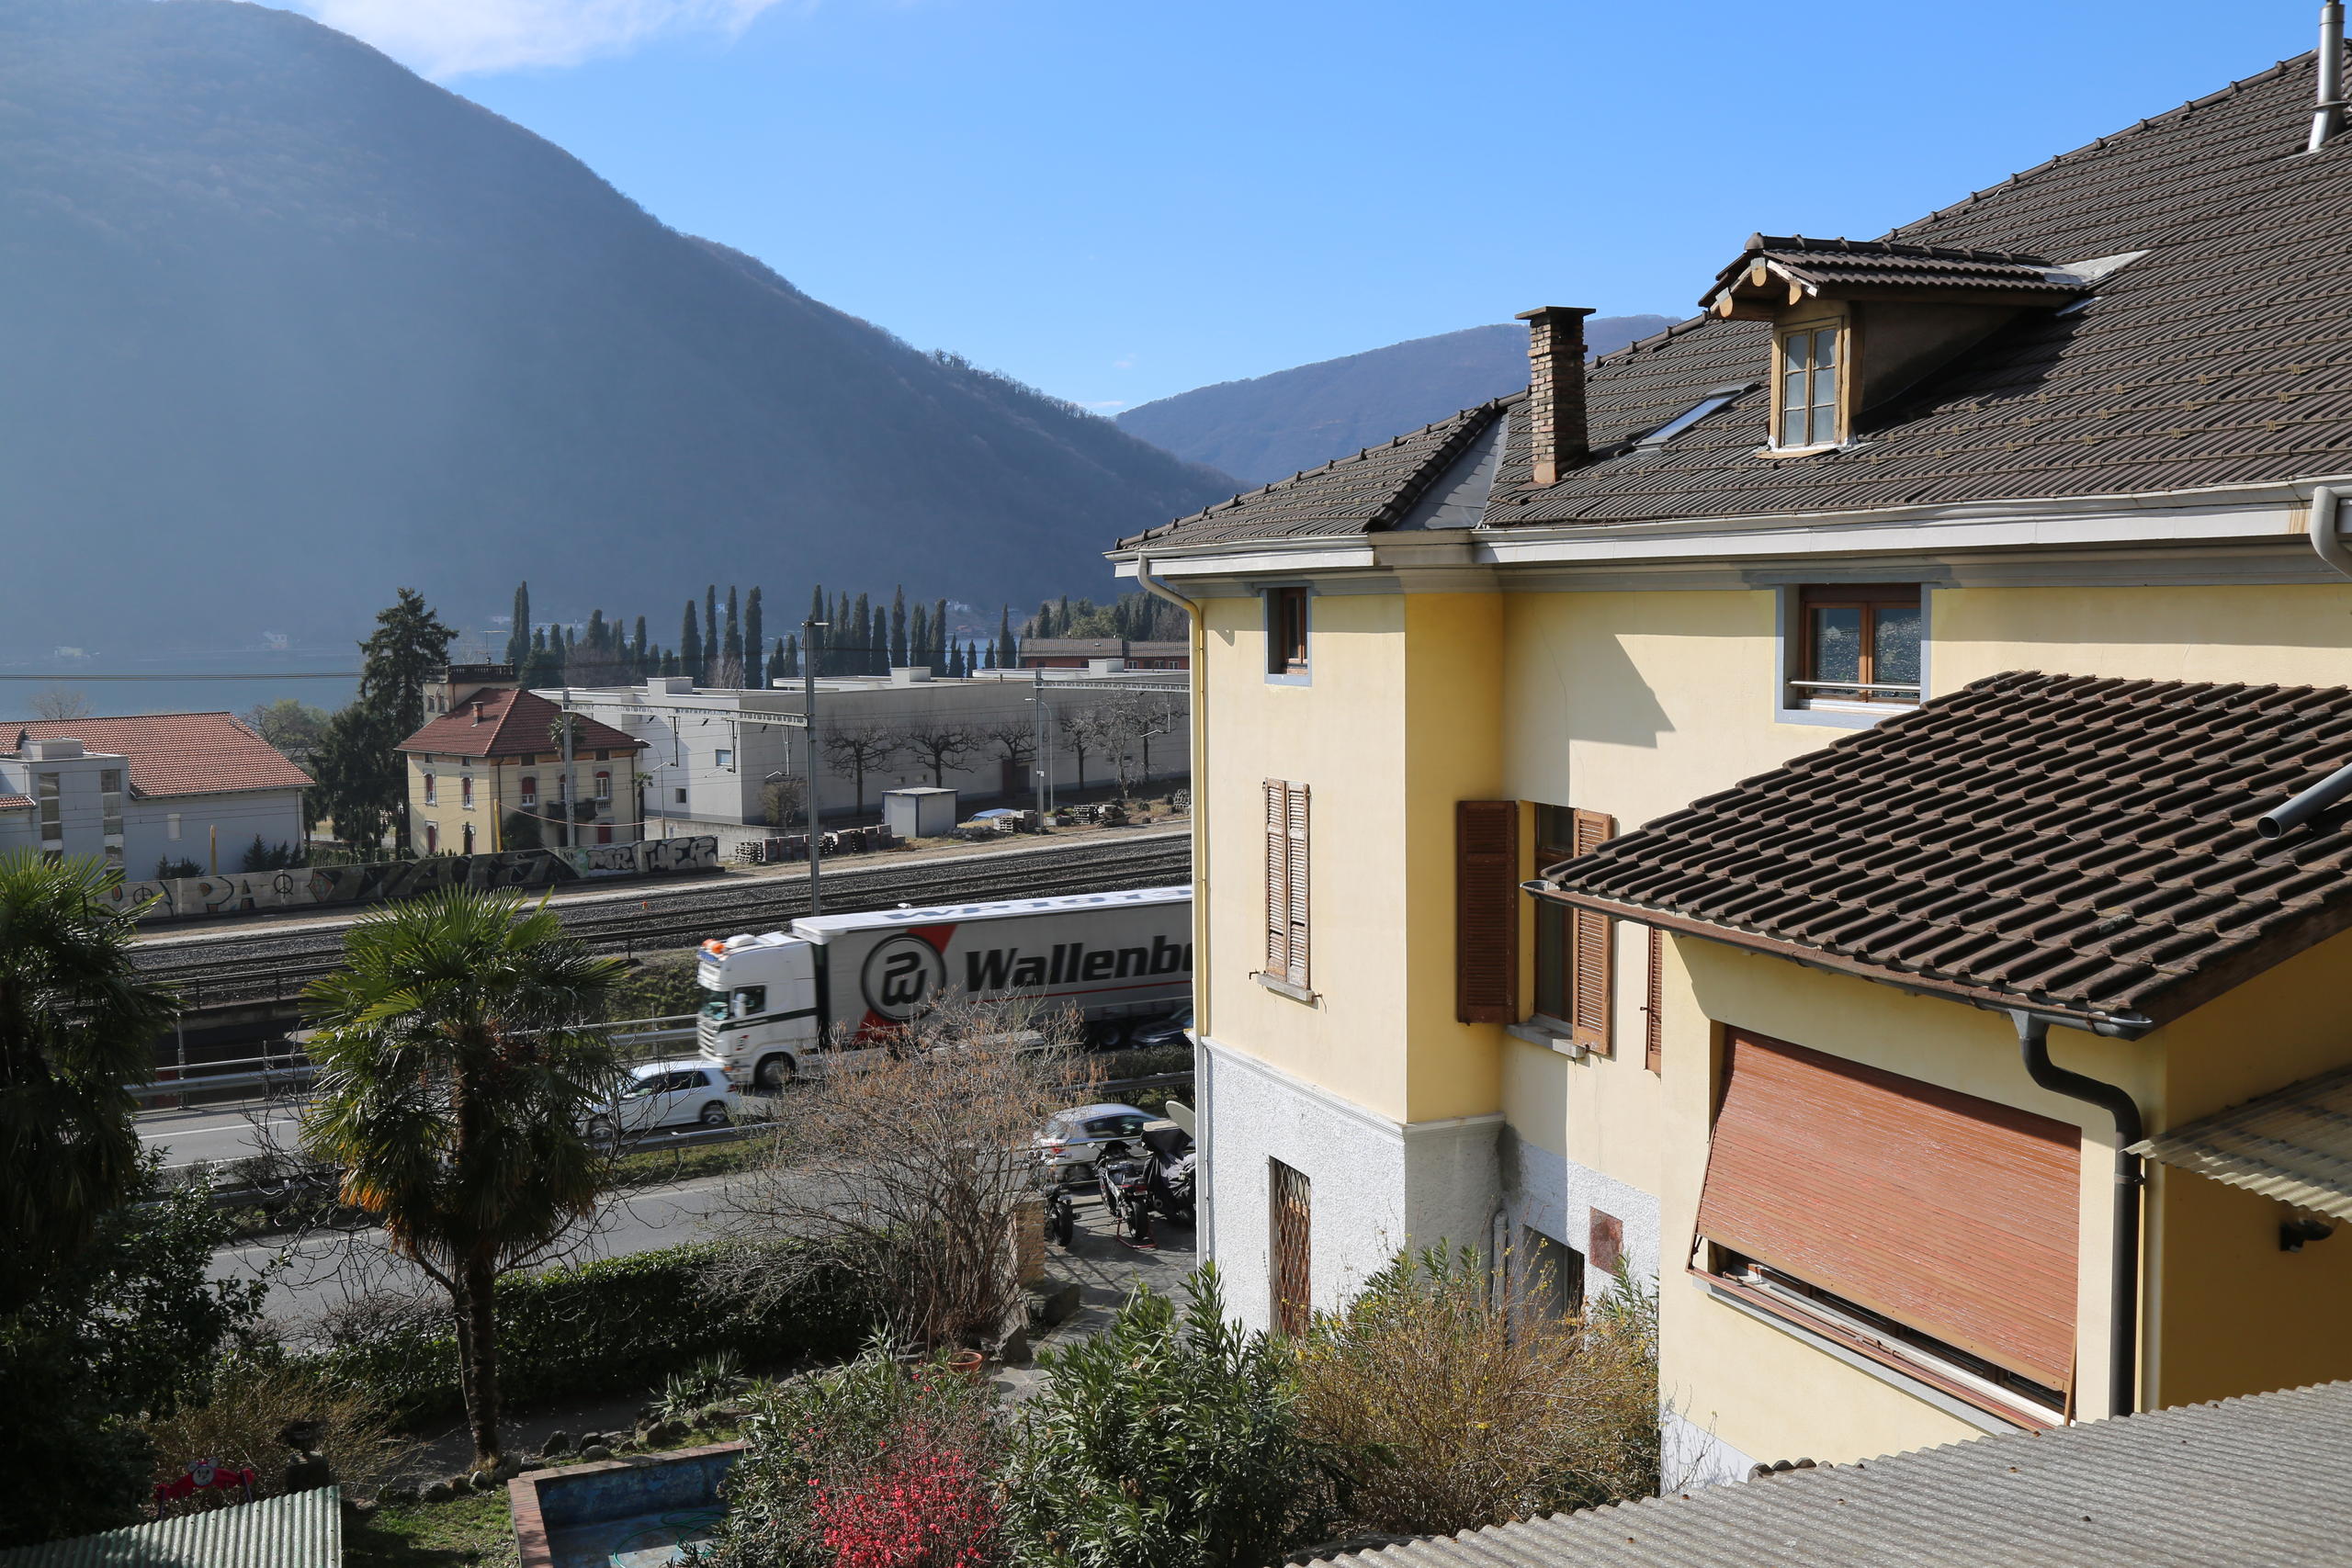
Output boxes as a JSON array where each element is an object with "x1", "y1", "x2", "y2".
[{"x1": 1515, "y1": 305, "x2": 1596, "y2": 485}]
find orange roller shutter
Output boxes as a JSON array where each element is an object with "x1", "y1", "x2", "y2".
[{"x1": 1698, "y1": 1029, "x2": 2080, "y2": 1391}]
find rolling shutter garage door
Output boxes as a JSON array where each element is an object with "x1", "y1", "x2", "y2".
[{"x1": 1698, "y1": 1029, "x2": 2080, "y2": 1391}]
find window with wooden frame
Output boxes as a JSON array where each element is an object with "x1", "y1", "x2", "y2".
[
  {"x1": 1532, "y1": 805, "x2": 1614, "y2": 1054},
  {"x1": 1795, "y1": 584, "x2": 1923, "y2": 707},
  {"x1": 1774, "y1": 321, "x2": 1844, "y2": 449},
  {"x1": 1696, "y1": 1028, "x2": 2079, "y2": 1423},
  {"x1": 1262, "y1": 780, "x2": 1310, "y2": 992},
  {"x1": 1266, "y1": 586, "x2": 1310, "y2": 679}
]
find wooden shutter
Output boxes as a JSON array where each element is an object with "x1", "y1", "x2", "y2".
[
  {"x1": 1264, "y1": 781, "x2": 1289, "y2": 977},
  {"x1": 1283, "y1": 783, "x2": 1310, "y2": 987},
  {"x1": 1456, "y1": 800, "x2": 1520, "y2": 1023},
  {"x1": 1271, "y1": 1159, "x2": 1312, "y2": 1336},
  {"x1": 1568, "y1": 808, "x2": 1614, "y2": 1054},
  {"x1": 1643, "y1": 927, "x2": 1664, "y2": 1072},
  {"x1": 1697, "y1": 1029, "x2": 2080, "y2": 1390}
]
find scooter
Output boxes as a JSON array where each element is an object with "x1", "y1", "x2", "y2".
[
  {"x1": 1138, "y1": 1124, "x2": 1196, "y2": 1225},
  {"x1": 1094, "y1": 1139, "x2": 1159, "y2": 1247}
]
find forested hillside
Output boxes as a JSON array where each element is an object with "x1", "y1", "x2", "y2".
[{"x1": 0, "y1": 0, "x2": 1235, "y2": 651}]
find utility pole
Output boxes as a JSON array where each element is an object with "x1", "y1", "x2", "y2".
[
  {"x1": 804, "y1": 617, "x2": 827, "y2": 915},
  {"x1": 560, "y1": 677, "x2": 575, "y2": 852},
  {"x1": 1031, "y1": 668, "x2": 1047, "y2": 819}
]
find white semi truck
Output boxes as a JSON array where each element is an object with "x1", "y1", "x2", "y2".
[{"x1": 695, "y1": 885, "x2": 1193, "y2": 1089}]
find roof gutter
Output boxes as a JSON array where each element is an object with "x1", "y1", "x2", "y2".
[{"x1": 2012, "y1": 1011, "x2": 2144, "y2": 1420}]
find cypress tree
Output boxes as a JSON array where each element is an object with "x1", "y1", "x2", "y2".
[
  {"x1": 633, "y1": 615, "x2": 649, "y2": 672},
  {"x1": 680, "y1": 601, "x2": 702, "y2": 682},
  {"x1": 868, "y1": 602, "x2": 888, "y2": 675},
  {"x1": 744, "y1": 588, "x2": 764, "y2": 685},
  {"x1": 983, "y1": 637, "x2": 997, "y2": 671},
  {"x1": 890, "y1": 587, "x2": 909, "y2": 668},
  {"x1": 932, "y1": 600, "x2": 949, "y2": 669},
  {"x1": 702, "y1": 586, "x2": 719, "y2": 682},
  {"x1": 783, "y1": 633, "x2": 799, "y2": 679},
  {"x1": 506, "y1": 581, "x2": 530, "y2": 668},
  {"x1": 997, "y1": 605, "x2": 1016, "y2": 671},
  {"x1": 586, "y1": 608, "x2": 607, "y2": 650},
  {"x1": 723, "y1": 586, "x2": 743, "y2": 680},
  {"x1": 909, "y1": 603, "x2": 929, "y2": 672},
  {"x1": 850, "y1": 592, "x2": 871, "y2": 674},
  {"x1": 806, "y1": 587, "x2": 827, "y2": 677},
  {"x1": 834, "y1": 592, "x2": 853, "y2": 674}
]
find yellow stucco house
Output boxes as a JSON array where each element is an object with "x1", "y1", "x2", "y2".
[
  {"x1": 397, "y1": 667, "x2": 645, "y2": 855},
  {"x1": 1110, "y1": 51, "x2": 2352, "y2": 1481}
]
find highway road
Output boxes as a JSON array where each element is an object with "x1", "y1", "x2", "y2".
[{"x1": 141, "y1": 1100, "x2": 311, "y2": 1173}]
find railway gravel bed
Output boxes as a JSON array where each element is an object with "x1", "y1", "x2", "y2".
[{"x1": 137, "y1": 833, "x2": 1191, "y2": 1005}]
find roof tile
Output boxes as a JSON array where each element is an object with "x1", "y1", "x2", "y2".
[{"x1": 8, "y1": 714, "x2": 311, "y2": 798}]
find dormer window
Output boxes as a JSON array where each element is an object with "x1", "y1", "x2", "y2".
[{"x1": 1775, "y1": 323, "x2": 1844, "y2": 449}]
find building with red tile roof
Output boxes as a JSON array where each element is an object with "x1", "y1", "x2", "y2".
[
  {"x1": 0, "y1": 712, "x2": 311, "y2": 874},
  {"x1": 396, "y1": 680, "x2": 645, "y2": 853}
]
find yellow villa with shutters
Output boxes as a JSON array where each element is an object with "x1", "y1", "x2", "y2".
[{"x1": 1111, "y1": 51, "x2": 2352, "y2": 1481}]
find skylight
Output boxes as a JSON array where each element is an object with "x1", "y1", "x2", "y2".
[{"x1": 1634, "y1": 382, "x2": 1756, "y2": 448}]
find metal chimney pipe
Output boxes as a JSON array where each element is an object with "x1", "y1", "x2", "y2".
[{"x1": 2312, "y1": 0, "x2": 2346, "y2": 152}]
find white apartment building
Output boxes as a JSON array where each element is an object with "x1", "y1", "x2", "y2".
[{"x1": 0, "y1": 714, "x2": 311, "y2": 875}]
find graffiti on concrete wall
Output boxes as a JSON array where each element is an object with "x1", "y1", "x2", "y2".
[{"x1": 106, "y1": 837, "x2": 718, "y2": 922}]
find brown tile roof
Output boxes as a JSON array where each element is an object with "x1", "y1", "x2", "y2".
[
  {"x1": 1699, "y1": 233, "x2": 2086, "y2": 309},
  {"x1": 0, "y1": 795, "x2": 28, "y2": 810},
  {"x1": 398, "y1": 686, "x2": 641, "y2": 760},
  {"x1": 1533, "y1": 671, "x2": 2352, "y2": 1032},
  {"x1": 1119, "y1": 400, "x2": 1510, "y2": 551},
  {"x1": 7, "y1": 714, "x2": 312, "y2": 798},
  {"x1": 1127, "y1": 52, "x2": 2352, "y2": 553}
]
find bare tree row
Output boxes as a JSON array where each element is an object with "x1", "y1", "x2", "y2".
[{"x1": 791, "y1": 692, "x2": 1187, "y2": 817}]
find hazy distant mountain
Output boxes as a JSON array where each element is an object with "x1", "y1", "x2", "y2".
[
  {"x1": 0, "y1": 0, "x2": 1236, "y2": 652},
  {"x1": 1116, "y1": 320, "x2": 1678, "y2": 487}
]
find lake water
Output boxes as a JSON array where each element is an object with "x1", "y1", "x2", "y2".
[{"x1": 0, "y1": 661, "x2": 360, "y2": 724}]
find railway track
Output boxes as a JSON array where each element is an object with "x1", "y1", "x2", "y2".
[{"x1": 135, "y1": 833, "x2": 1192, "y2": 1006}]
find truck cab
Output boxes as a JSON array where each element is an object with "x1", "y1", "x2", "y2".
[{"x1": 696, "y1": 931, "x2": 820, "y2": 1090}]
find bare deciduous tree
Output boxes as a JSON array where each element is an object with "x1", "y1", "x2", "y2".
[
  {"x1": 819, "y1": 724, "x2": 906, "y2": 814},
  {"x1": 1056, "y1": 705, "x2": 1115, "y2": 792},
  {"x1": 1099, "y1": 691, "x2": 1186, "y2": 800},
  {"x1": 29, "y1": 686, "x2": 91, "y2": 720},
  {"x1": 900, "y1": 722, "x2": 979, "y2": 789},
  {"x1": 716, "y1": 994, "x2": 1097, "y2": 1349}
]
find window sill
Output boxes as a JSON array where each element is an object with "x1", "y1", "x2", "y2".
[
  {"x1": 1263, "y1": 671, "x2": 1312, "y2": 688},
  {"x1": 1756, "y1": 443, "x2": 1842, "y2": 459},
  {"x1": 1508, "y1": 1020, "x2": 1586, "y2": 1059},
  {"x1": 1692, "y1": 1268, "x2": 2059, "y2": 1434},
  {"x1": 1251, "y1": 971, "x2": 1317, "y2": 1005}
]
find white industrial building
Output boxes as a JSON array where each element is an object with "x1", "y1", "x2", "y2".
[
  {"x1": 0, "y1": 714, "x2": 311, "y2": 876},
  {"x1": 544, "y1": 666, "x2": 1188, "y2": 849}
]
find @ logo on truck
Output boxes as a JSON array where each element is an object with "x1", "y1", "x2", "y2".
[{"x1": 861, "y1": 934, "x2": 950, "y2": 1021}]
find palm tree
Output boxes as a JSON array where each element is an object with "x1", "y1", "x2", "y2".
[
  {"x1": 0, "y1": 852, "x2": 176, "y2": 1312},
  {"x1": 300, "y1": 889, "x2": 621, "y2": 1468}
]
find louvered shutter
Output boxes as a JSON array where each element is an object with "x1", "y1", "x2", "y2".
[
  {"x1": 1456, "y1": 800, "x2": 1520, "y2": 1022},
  {"x1": 1264, "y1": 781, "x2": 1289, "y2": 977},
  {"x1": 1284, "y1": 783, "x2": 1311, "y2": 987},
  {"x1": 1697, "y1": 1029, "x2": 2080, "y2": 1391},
  {"x1": 1644, "y1": 927, "x2": 1664, "y2": 1072},
  {"x1": 1568, "y1": 808, "x2": 1615, "y2": 1054}
]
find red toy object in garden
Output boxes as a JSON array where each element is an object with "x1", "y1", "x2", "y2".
[{"x1": 154, "y1": 1458, "x2": 257, "y2": 1515}]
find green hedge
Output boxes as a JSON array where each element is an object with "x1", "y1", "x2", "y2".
[{"x1": 319, "y1": 1242, "x2": 873, "y2": 1424}]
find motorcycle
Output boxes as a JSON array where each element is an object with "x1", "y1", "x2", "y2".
[
  {"x1": 1094, "y1": 1127, "x2": 1197, "y2": 1247},
  {"x1": 1138, "y1": 1124, "x2": 1196, "y2": 1225}
]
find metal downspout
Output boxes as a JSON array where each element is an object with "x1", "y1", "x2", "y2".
[
  {"x1": 2012, "y1": 1010, "x2": 2145, "y2": 1418},
  {"x1": 2310, "y1": 484, "x2": 2351, "y2": 578},
  {"x1": 1135, "y1": 554, "x2": 1211, "y2": 1253}
]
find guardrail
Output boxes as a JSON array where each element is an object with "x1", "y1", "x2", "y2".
[{"x1": 134, "y1": 1016, "x2": 703, "y2": 1104}]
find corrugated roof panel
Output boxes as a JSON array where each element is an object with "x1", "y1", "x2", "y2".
[
  {"x1": 0, "y1": 1487, "x2": 340, "y2": 1568},
  {"x1": 1325, "y1": 1382, "x2": 2352, "y2": 1568},
  {"x1": 2129, "y1": 1062, "x2": 2352, "y2": 1219}
]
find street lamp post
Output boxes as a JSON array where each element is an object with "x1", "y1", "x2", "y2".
[{"x1": 804, "y1": 618, "x2": 827, "y2": 915}]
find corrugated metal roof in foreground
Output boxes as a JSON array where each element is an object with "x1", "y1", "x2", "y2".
[
  {"x1": 0, "y1": 1487, "x2": 340, "y2": 1568},
  {"x1": 2131, "y1": 1064, "x2": 2352, "y2": 1222},
  {"x1": 1327, "y1": 1383, "x2": 2352, "y2": 1568}
]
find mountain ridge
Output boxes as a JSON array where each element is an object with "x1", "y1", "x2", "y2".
[
  {"x1": 1115, "y1": 319, "x2": 1677, "y2": 487},
  {"x1": 0, "y1": 0, "x2": 1235, "y2": 651}
]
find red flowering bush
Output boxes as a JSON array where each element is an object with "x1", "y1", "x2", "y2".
[{"x1": 812, "y1": 1419, "x2": 1001, "y2": 1568}]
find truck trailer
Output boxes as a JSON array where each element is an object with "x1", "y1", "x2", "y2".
[{"x1": 695, "y1": 885, "x2": 1193, "y2": 1089}]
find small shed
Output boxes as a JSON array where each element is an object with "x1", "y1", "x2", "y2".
[
  {"x1": 883, "y1": 787, "x2": 957, "y2": 840},
  {"x1": 0, "y1": 1486, "x2": 341, "y2": 1568}
]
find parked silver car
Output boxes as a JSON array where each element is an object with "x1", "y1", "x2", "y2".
[{"x1": 1036, "y1": 1101, "x2": 1155, "y2": 1185}]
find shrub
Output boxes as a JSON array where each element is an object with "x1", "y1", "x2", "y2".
[
  {"x1": 314, "y1": 1242, "x2": 874, "y2": 1425},
  {"x1": 1001, "y1": 1268, "x2": 1331, "y2": 1568},
  {"x1": 603, "y1": 955, "x2": 704, "y2": 1023},
  {"x1": 141, "y1": 1352, "x2": 399, "y2": 1501},
  {"x1": 700, "y1": 1339, "x2": 1006, "y2": 1568},
  {"x1": 1293, "y1": 1247, "x2": 1659, "y2": 1538}
]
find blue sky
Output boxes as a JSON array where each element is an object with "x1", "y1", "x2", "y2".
[{"x1": 287, "y1": 0, "x2": 2324, "y2": 412}]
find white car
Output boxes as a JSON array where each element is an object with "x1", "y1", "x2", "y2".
[
  {"x1": 589, "y1": 1059, "x2": 740, "y2": 1141},
  {"x1": 1037, "y1": 1102, "x2": 1155, "y2": 1185}
]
